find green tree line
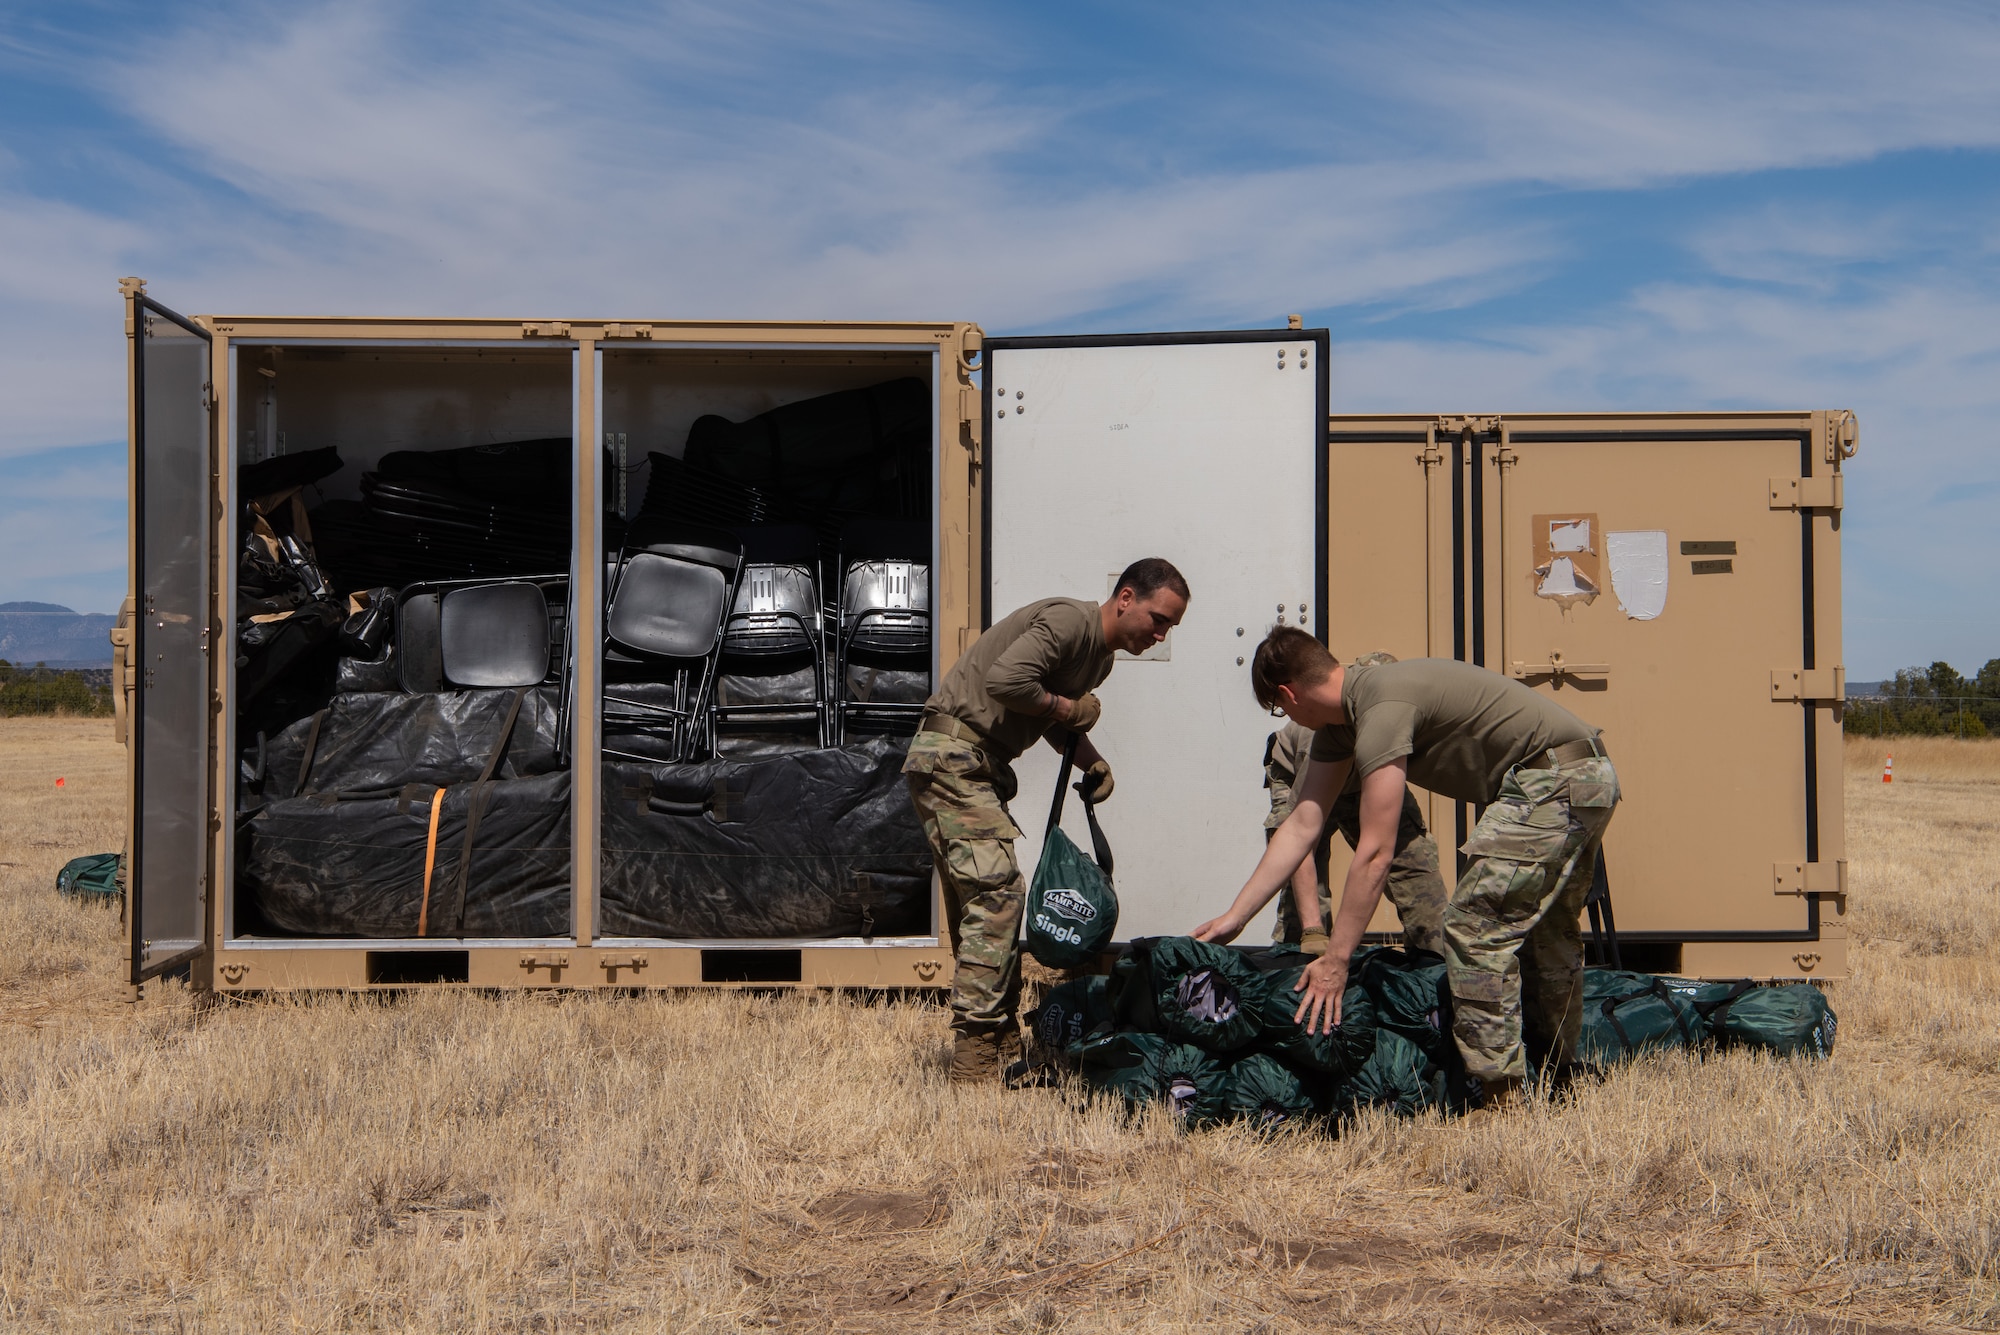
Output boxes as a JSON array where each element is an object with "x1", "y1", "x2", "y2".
[
  {"x1": 0, "y1": 661, "x2": 115, "y2": 718},
  {"x1": 1845, "y1": 659, "x2": 2000, "y2": 738}
]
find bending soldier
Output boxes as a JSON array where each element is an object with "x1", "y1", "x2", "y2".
[
  {"x1": 1264, "y1": 653, "x2": 1446, "y2": 958},
  {"x1": 906, "y1": 559, "x2": 1190, "y2": 1085},
  {"x1": 1201, "y1": 628, "x2": 1618, "y2": 1111}
]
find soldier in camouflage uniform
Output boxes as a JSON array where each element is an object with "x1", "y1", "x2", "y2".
[
  {"x1": 1265, "y1": 652, "x2": 1446, "y2": 957},
  {"x1": 1200, "y1": 629, "x2": 1617, "y2": 1111},
  {"x1": 906, "y1": 558, "x2": 1190, "y2": 1085}
]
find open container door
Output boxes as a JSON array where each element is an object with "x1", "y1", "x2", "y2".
[
  {"x1": 126, "y1": 290, "x2": 213, "y2": 982},
  {"x1": 986, "y1": 330, "x2": 1327, "y2": 941}
]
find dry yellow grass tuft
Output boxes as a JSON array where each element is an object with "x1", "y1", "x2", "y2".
[{"x1": 2, "y1": 718, "x2": 1997, "y2": 1332}]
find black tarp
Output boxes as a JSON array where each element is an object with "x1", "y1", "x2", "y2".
[
  {"x1": 600, "y1": 736, "x2": 932, "y2": 939},
  {"x1": 241, "y1": 770, "x2": 571, "y2": 937},
  {"x1": 236, "y1": 685, "x2": 572, "y2": 937},
  {"x1": 248, "y1": 686, "x2": 565, "y2": 800}
]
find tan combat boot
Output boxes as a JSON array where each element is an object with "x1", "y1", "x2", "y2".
[
  {"x1": 1463, "y1": 1074, "x2": 1526, "y2": 1124},
  {"x1": 949, "y1": 1031, "x2": 1001, "y2": 1086}
]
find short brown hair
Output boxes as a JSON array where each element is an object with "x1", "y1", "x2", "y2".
[
  {"x1": 1250, "y1": 626, "x2": 1337, "y2": 711},
  {"x1": 1113, "y1": 558, "x2": 1190, "y2": 602}
]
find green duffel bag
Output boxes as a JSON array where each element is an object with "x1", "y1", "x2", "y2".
[
  {"x1": 1145, "y1": 936, "x2": 1265, "y2": 1053},
  {"x1": 55, "y1": 852, "x2": 122, "y2": 902},
  {"x1": 1023, "y1": 740, "x2": 1118, "y2": 969},
  {"x1": 1248, "y1": 974, "x2": 1378, "y2": 1079},
  {"x1": 1695, "y1": 981, "x2": 1837, "y2": 1059},
  {"x1": 1355, "y1": 947, "x2": 1455, "y2": 1066},
  {"x1": 1078, "y1": 1031, "x2": 1230, "y2": 1129},
  {"x1": 1335, "y1": 1029, "x2": 1448, "y2": 1120},
  {"x1": 1026, "y1": 975, "x2": 1114, "y2": 1067},
  {"x1": 1576, "y1": 970, "x2": 1708, "y2": 1065},
  {"x1": 1222, "y1": 1051, "x2": 1324, "y2": 1130}
]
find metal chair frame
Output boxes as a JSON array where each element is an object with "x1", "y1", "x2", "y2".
[
  {"x1": 714, "y1": 560, "x2": 829, "y2": 747},
  {"x1": 600, "y1": 533, "x2": 744, "y2": 764},
  {"x1": 832, "y1": 556, "x2": 930, "y2": 743}
]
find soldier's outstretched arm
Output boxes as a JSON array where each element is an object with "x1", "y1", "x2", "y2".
[
  {"x1": 1194, "y1": 756, "x2": 1349, "y2": 943},
  {"x1": 1291, "y1": 758, "x2": 1407, "y2": 1033}
]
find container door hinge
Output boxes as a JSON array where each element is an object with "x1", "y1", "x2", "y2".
[
  {"x1": 1774, "y1": 859, "x2": 1846, "y2": 899},
  {"x1": 1769, "y1": 475, "x2": 1843, "y2": 510},
  {"x1": 599, "y1": 323, "x2": 653, "y2": 340},
  {"x1": 521, "y1": 322, "x2": 571, "y2": 339},
  {"x1": 1769, "y1": 667, "x2": 1843, "y2": 702},
  {"x1": 600, "y1": 955, "x2": 648, "y2": 981}
]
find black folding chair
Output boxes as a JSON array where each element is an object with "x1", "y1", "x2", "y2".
[
  {"x1": 832, "y1": 519, "x2": 930, "y2": 742},
  {"x1": 396, "y1": 578, "x2": 565, "y2": 694},
  {"x1": 713, "y1": 524, "x2": 827, "y2": 746},
  {"x1": 602, "y1": 520, "x2": 744, "y2": 762}
]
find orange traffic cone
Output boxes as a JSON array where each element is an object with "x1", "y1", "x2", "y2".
[{"x1": 1883, "y1": 754, "x2": 1893, "y2": 784}]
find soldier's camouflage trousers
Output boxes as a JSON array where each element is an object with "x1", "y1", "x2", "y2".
[
  {"x1": 1274, "y1": 787, "x2": 1448, "y2": 957},
  {"x1": 1445, "y1": 753, "x2": 1619, "y2": 1082},
  {"x1": 903, "y1": 730, "x2": 1025, "y2": 1038}
]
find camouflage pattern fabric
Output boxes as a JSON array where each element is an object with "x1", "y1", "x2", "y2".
[
  {"x1": 1445, "y1": 754, "x2": 1619, "y2": 1081},
  {"x1": 904, "y1": 729, "x2": 1027, "y2": 1037}
]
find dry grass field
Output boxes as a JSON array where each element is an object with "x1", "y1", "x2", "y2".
[{"x1": 1, "y1": 720, "x2": 1996, "y2": 1333}]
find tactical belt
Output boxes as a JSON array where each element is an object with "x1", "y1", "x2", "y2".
[
  {"x1": 1520, "y1": 735, "x2": 1609, "y2": 771},
  {"x1": 919, "y1": 713, "x2": 985, "y2": 748}
]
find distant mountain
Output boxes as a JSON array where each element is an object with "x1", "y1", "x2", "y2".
[{"x1": 0, "y1": 603, "x2": 117, "y2": 667}]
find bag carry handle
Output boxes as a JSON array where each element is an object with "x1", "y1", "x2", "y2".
[{"x1": 1047, "y1": 733, "x2": 1114, "y2": 878}]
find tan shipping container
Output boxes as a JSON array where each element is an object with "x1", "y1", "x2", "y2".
[{"x1": 119, "y1": 282, "x2": 1851, "y2": 993}]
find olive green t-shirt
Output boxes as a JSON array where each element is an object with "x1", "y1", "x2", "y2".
[
  {"x1": 1308, "y1": 658, "x2": 1595, "y2": 804},
  {"x1": 923, "y1": 597, "x2": 1114, "y2": 764}
]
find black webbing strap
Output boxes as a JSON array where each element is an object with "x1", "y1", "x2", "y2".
[
  {"x1": 1584, "y1": 850, "x2": 1621, "y2": 970},
  {"x1": 1601, "y1": 977, "x2": 1700, "y2": 1052},
  {"x1": 1693, "y1": 979, "x2": 1759, "y2": 1030},
  {"x1": 295, "y1": 708, "x2": 329, "y2": 796},
  {"x1": 444, "y1": 688, "x2": 527, "y2": 934},
  {"x1": 1047, "y1": 733, "x2": 1114, "y2": 877}
]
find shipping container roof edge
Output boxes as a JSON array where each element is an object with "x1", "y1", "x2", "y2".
[{"x1": 194, "y1": 314, "x2": 979, "y2": 343}]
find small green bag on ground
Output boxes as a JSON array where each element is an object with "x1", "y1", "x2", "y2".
[
  {"x1": 55, "y1": 853, "x2": 122, "y2": 902},
  {"x1": 1577, "y1": 970, "x2": 1708, "y2": 1065},
  {"x1": 1249, "y1": 974, "x2": 1378, "y2": 1079},
  {"x1": 1355, "y1": 947, "x2": 1455, "y2": 1066},
  {"x1": 1026, "y1": 974, "x2": 1115, "y2": 1067},
  {"x1": 1697, "y1": 981, "x2": 1837, "y2": 1059},
  {"x1": 1335, "y1": 1029, "x2": 1448, "y2": 1120},
  {"x1": 1106, "y1": 942, "x2": 1160, "y2": 1033},
  {"x1": 1078, "y1": 1031, "x2": 1230, "y2": 1128},
  {"x1": 1145, "y1": 936, "x2": 1265, "y2": 1052},
  {"x1": 1222, "y1": 1052, "x2": 1323, "y2": 1130},
  {"x1": 1023, "y1": 741, "x2": 1118, "y2": 969}
]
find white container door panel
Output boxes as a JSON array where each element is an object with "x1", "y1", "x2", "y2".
[{"x1": 986, "y1": 332, "x2": 1326, "y2": 940}]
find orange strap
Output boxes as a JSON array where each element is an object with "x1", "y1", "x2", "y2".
[{"x1": 417, "y1": 787, "x2": 445, "y2": 937}]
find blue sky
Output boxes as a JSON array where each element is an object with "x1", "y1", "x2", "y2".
[{"x1": 2, "y1": 1, "x2": 1996, "y2": 678}]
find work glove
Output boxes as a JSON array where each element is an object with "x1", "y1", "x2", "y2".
[
  {"x1": 1064, "y1": 692, "x2": 1103, "y2": 733},
  {"x1": 1297, "y1": 929, "x2": 1329, "y2": 958},
  {"x1": 1079, "y1": 758, "x2": 1114, "y2": 804}
]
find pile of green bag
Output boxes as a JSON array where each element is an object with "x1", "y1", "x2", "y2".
[{"x1": 1024, "y1": 937, "x2": 1836, "y2": 1132}]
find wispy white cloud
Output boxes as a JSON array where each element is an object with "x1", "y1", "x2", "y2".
[{"x1": 2, "y1": 0, "x2": 1998, "y2": 667}]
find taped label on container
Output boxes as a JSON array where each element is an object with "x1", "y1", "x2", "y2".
[
  {"x1": 1605, "y1": 530, "x2": 1669, "y2": 620},
  {"x1": 1530, "y1": 513, "x2": 1601, "y2": 609}
]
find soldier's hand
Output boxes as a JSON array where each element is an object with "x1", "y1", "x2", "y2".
[
  {"x1": 1292, "y1": 953, "x2": 1349, "y2": 1034},
  {"x1": 1297, "y1": 928, "x2": 1329, "y2": 957},
  {"x1": 1065, "y1": 692, "x2": 1103, "y2": 732},
  {"x1": 1079, "y1": 759, "x2": 1114, "y2": 804},
  {"x1": 1192, "y1": 912, "x2": 1247, "y2": 945}
]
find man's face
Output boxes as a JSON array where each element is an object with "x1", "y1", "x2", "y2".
[{"x1": 1106, "y1": 585, "x2": 1187, "y2": 656}]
